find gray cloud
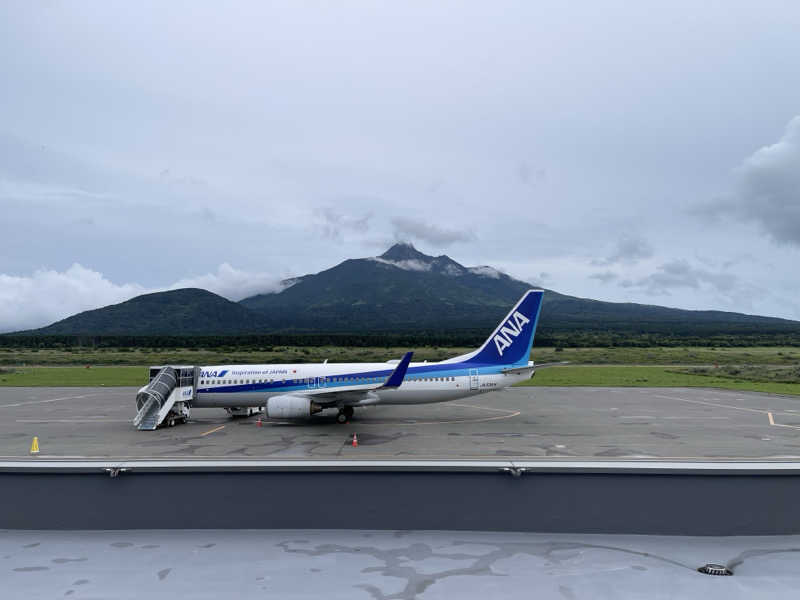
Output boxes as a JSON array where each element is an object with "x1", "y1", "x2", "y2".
[
  {"x1": 589, "y1": 271, "x2": 618, "y2": 284},
  {"x1": 314, "y1": 207, "x2": 372, "y2": 241},
  {"x1": 516, "y1": 162, "x2": 546, "y2": 186},
  {"x1": 629, "y1": 260, "x2": 738, "y2": 297},
  {"x1": 593, "y1": 235, "x2": 654, "y2": 266},
  {"x1": 1, "y1": 3, "x2": 800, "y2": 323},
  {"x1": 700, "y1": 116, "x2": 800, "y2": 246},
  {"x1": 391, "y1": 216, "x2": 476, "y2": 248}
]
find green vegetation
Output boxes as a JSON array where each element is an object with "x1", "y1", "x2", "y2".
[
  {"x1": 2, "y1": 345, "x2": 799, "y2": 367},
  {"x1": 1, "y1": 345, "x2": 798, "y2": 392},
  {"x1": 0, "y1": 366, "x2": 147, "y2": 387},
  {"x1": 532, "y1": 346, "x2": 800, "y2": 365},
  {"x1": 517, "y1": 366, "x2": 800, "y2": 396},
  {"x1": 0, "y1": 345, "x2": 470, "y2": 367},
  {"x1": 675, "y1": 365, "x2": 800, "y2": 385}
]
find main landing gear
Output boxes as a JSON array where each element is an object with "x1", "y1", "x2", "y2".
[{"x1": 336, "y1": 406, "x2": 354, "y2": 424}]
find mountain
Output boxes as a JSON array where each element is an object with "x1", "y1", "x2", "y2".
[
  {"x1": 240, "y1": 243, "x2": 799, "y2": 335},
  {"x1": 15, "y1": 244, "x2": 800, "y2": 338},
  {"x1": 26, "y1": 288, "x2": 268, "y2": 335}
]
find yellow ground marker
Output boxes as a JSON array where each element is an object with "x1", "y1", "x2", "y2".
[
  {"x1": 767, "y1": 411, "x2": 800, "y2": 430},
  {"x1": 30, "y1": 436, "x2": 40, "y2": 454},
  {"x1": 200, "y1": 425, "x2": 225, "y2": 436}
]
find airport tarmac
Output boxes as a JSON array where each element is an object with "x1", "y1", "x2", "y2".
[{"x1": 1, "y1": 386, "x2": 800, "y2": 460}]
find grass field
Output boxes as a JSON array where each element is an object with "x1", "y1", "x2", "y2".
[
  {"x1": 0, "y1": 346, "x2": 472, "y2": 367},
  {"x1": 0, "y1": 367, "x2": 147, "y2": 387},
  {"x1": 1, "y1": 363, "x2": 799, "y2": 395},
  {"x1": 0, "y1": 345, "x2": 798, "y2": 394},
  {"x1": 2, "y1": 345, "x2": 799, "y2": 367},
  {"x1": 517, "y1": 366, "x2": 800, "y2": 396}
]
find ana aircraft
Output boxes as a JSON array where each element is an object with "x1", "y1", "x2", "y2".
[{"x1": 190, "y1": 290, "x2": 543, "y2": 423}]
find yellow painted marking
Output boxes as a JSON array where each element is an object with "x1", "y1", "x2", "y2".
[
  {"x1": 655, "y1": 394, "x2": 800, "y2": 431},
  {"x1": 200, "y1": 425, "x2": 226, "y2": 436},
  {"x1": 767, "y1": 411, "x2": 800, "y2": 431}
]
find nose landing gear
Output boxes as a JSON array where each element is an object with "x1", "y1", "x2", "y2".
[{"x1": 336, "y1": 406, "x2": 354, "y2": 424}]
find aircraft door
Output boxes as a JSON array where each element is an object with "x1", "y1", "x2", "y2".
[
  {"x1": 307, "y1": 376, "x2": 325, "y2": 389},
  {"x1": 469, "y1": 369, "x2": 479, "y2": 390}
]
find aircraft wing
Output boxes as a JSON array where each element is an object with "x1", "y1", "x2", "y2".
[{"x1": 303, "y1": 351, "x2": 414, "y2": 405}]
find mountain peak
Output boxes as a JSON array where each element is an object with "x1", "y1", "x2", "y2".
[{"x1": 380, "y1": 242, "x2": 430, "y2": 262}]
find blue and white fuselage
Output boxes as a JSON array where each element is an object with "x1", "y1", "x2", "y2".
[{"x1": 190, "y1": 290, "x2": 544, "y2": 420}]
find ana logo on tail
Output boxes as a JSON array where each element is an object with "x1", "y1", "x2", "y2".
[{"x1": 493, "y1": 311, "x2": 530, "y2": 356}]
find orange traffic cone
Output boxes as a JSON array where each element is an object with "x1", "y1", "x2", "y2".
[
  {"x1": 257, "y1": 418, "x2": 262, "y2": 427},
  {"x1": 352, "y1": 433, "x2": 358, "y2": 448}
]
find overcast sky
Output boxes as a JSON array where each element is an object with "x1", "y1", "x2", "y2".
[{"x1": 1, "y1": 1, "x2": 800, "y2": 332}]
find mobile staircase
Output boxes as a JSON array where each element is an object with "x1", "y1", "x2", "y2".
[{"x1": 133, "y1": 366, "x2": 195, "y2": 430}]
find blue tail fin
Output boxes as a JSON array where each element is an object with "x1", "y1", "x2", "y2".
[{"x1": 461, "y1": 290, "x2": 544, "y2": 367}]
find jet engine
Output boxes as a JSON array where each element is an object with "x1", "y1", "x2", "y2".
[{"x1": 266, "y1": 395, "x2": 323, "y2": 419}]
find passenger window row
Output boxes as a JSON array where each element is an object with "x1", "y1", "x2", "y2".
[{"x1": 200, "y1": 375, "x2": 459, "y2": 386}]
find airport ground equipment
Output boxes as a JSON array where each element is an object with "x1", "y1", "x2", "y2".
[
  {"x1": 134, "y1": 365, "x2": 264, "y2": 429},
  {"x1": 225, "y1": 407, "x2": 263, "y2": 418},
  {"x1": 133, "y1": 366, "x2": 195, "y2": 430}
]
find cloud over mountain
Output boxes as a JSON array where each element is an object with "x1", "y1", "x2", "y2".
[{"x1": 0, "y1": 263, "x2": 281, "y2": 333}]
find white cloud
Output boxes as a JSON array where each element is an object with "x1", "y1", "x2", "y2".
[
  {"x1": 368, "y1": 257, "x2": 432, "y2": 272},
  {"x1": 169, "y1": 263, "x2": 283, "y2": 301},
  {"x1": 391, "y1": 217, "x2": 476, "y2": 248},
  {"x1": 468, "y1": 266, "x2": 502, "y2": 279},
  {"x1": 0, "y1": 263, "x2": 281, "y2": 333},
  {"x1": 0, "y1": 264, "x2": 145, "y2": 332}
]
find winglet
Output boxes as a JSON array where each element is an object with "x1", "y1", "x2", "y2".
[{"x1": 382, "y1": 351, "x2": 414, "y2": 389}]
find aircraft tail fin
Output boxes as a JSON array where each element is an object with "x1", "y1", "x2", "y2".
[{"x1": 447, "y1": 290, "x2": 544, "y2": 367}]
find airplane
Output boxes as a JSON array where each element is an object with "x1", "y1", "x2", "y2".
[
  {"x1": 192, "y1": 289, "x2": 543, "y2": 423},
  {"x1": 135, "y1": 290, "x2": 543, "y2": 428}
]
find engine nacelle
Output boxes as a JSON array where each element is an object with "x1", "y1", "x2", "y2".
[{"x1": 266, "y1": 395, "x2": 322, "y2": 419}]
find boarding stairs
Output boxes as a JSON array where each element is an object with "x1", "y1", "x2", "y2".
[{"x1": 134, "y1": 367, "x2": 183, "y2": 430}]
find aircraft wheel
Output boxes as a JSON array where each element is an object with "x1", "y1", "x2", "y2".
[
  {"x1": 343, "y1": 406, "x2": 354, "y2": 419},
  {"x1": 336, "y1": 411, "x2": 348, "y2": 424}
]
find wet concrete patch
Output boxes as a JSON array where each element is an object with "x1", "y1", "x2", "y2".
[{"x1": 52, "y1": 558, "x2": 87, "y2": 564}]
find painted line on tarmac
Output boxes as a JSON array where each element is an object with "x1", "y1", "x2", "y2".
[
  {"x1": 411, "y1": 403, "x2": 521, "y2": 425},
  {"x1": 653, "y1": 394, "x2": 797, "y2": 418},
  {"x1": 200, "y1": 425, "x2": 226, "y2": 436},
  {"x1": 0, "y1": 393, "x2": 102, "y2": 409},
  {"x1": 768, "y1": 411, "x2": 800, "y2": 431}
]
